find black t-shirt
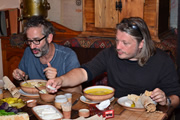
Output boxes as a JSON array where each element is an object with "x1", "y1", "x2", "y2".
[{"x1": 82, "y1": 47, "x2": 180, "y2": 98}]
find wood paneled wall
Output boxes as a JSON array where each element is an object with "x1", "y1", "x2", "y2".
[
  {"x1": 81, "y1": 0, "x2": 170, "y2": 42},
  {"x1": 82, "y1": 0, "x2": 116, "y2": 37}
]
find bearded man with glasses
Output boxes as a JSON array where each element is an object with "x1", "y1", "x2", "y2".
[{"x1": 12, "y1": 16, "x2": 82, "y2": 93}]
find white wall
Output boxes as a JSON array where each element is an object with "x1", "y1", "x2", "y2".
[
  {"x1": 47, "y1": 0, "x2": 83, "y2": 31},
  {"x1": 59, "y1": 0, "x2": 83, "y2": 31},
  {"x1": 0, "y1": 39, "x2": 3, "y2": 79},
  {"x1": 47, "y1": 0, "x2": 61, "y2": 24},
  {"x1": 170, "y1": 0, "x2": 178, "y2": 29},
  {"x1": 0, "y1": 0, "x2": 20, "y2": 9}
]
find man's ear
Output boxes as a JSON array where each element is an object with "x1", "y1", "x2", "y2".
[
  {"x1": 47, "y1": 34, "x2": 53, "y2": 43},
  {"x1": 139, "y1": 39, "x2": 144, "y2": 49}
]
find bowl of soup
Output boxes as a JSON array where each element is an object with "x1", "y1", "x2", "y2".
[
  {"x1": 83, "y1": 85, "x2": 115, "y2": 102},
  {"x1": 20, "y1": 79, "x2": 47, "y2": 94}
]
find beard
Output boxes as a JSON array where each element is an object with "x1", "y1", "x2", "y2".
[
  {"x1": 32, "y1": 41, "x2": 49, "y2": 57},
  {"x1": 116, "y1": 47, "x2": 139, "y2": 61}
]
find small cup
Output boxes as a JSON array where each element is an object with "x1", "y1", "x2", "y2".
[
  {"x1": 54, "y1": 95, "x2": 67, "y2": 109},
  {"x1": 39, "y1": 90, "x2": 56, "y2": 103},
  {"x1": 65, "y1": 93, "x2": 72, "y2": 103},
  {"x1": 61, "y1": 102, "x2": 72, "y2": 119},
  {"x1": 0, "y1": 80, "x2": 4, "y2": 89},
  {"x1": 27, "y1": 99, "x2": 37, "y2": 107},
  {"x1": 0, "y1": 89, "x2": 3, "y2": 99},
  {"x1": 79, "y1": 109, "x2": 90, "y2": 118}
]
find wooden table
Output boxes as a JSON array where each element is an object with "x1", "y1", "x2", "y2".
[{"x1": 3, "y1": 90, "x2": 173, "y2": 120}]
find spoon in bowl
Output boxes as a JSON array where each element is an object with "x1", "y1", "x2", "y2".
[{"x1": 17, "y1": 72, "x2": 28, "y2": 84}]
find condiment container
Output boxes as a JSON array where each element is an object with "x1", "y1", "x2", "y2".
[
  {"x1": 27, "y1": 99, "x2": 37, "y2": 107},
  {"x1": 0, "y1": 80, "x2": 4, "y2": 89},
  {"x1": 0, "y1": 89, "x2": 3, "y2": 99},
  {"x1": 65, "y1": 93, "x2": 72, "y2": 103},
  {"x1": 79, "y1": 109, "x2": 90, "y2": 118},
  {"x1": 39, "y1": 90, "x2": 56, "y2": 103},
  {"x1": 54, "y1": 95, "x2": 67, "y2": 109},
  {"x1": 61, "y1": 102, "x2": 72, "y2": 119},
  {"x1": 89, "y1": 104, "x2": 114, "y2": 119}
]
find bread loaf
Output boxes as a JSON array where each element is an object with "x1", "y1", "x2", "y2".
[
  {"x1": 0, "y1": 112, "x2": 29, "y2": 120},
  {"x1": 2, "y1": 76, "x2": 20, "y2": 98},
  {"x1": 127, "y1": 94, "x2": 140, "y2": 102},
  {"x1": 144, "y1": 90, "x2": 152, "y2": 97}
]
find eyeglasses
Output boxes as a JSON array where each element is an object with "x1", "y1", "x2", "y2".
[
  {"x1": 128, "y1": 22, "x2": 142, "y2": 36},
  {"x1": 25, "y1": 35, "x2": 47, "y2": 45},
  {"x1": 120, "y1": 19, "x2": 143, "y2": 36}
]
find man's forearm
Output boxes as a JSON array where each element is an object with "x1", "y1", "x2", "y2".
[
  {"x1": 61, "y1": 85, "x2": 82, "y2": 94},
  {"x1": 61, "y1": 68, "x2": 88, "y2": 87},
  {"x1": 169, "y1": 95, "x2": 180, "y2": 108}
]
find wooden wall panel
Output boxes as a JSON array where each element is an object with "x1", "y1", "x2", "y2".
[
  {"x1": 95, "y1": 0, "x2": 118, "y2": 28},
  {"x1": 119, "y1": 0, "x2": 144, "y2": 22},
  {"x1": 144, "y1": 0, "x2": 159, "y2": 41},
  {"x1": 82, "y1": 0, "x2": 169, "y2": 42},
  {"x1": 82, "y1": 0, "x2": 115, "y2": 37}
]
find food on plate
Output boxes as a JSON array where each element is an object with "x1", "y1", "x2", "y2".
[
  {"x1": 39, "y1": 89, "x2": 47, "y2": 94},
  {"x1": 3, "y1": 76, "x2": 21, "y2": 98},
  {"x1": 84, "y1": 88, "x2": 113, "y2": 95},
  {"x1": 0, "y1": 98, "x2": 26, "y2": 109},
  {"x1": 125, "y1": 90, "x2": 156, "y2": 112},
  {"x1": 0, "y1": 109, "x2": 16, "y2": 115},
  {"x1": 32, "y1": 105, "x2": 63, "y2": 119},
  {"x1": 0, "y1": 102, "x2": 18, "y2": 114},
  {"x1": 47, "y1": 85, "x2": 56, "y2": 90},
  {"x1": 124, "y1": 100, "x2": 135, "y2": 108},
  {"x1": 144, "y1": 90, "x2": 152, "y2": 97},
  {"x1": 127, "y1": 94, "x2": 140, "y2": 102},
  {"x1": 20, "y1": 80, "x2": 47, "y2": 94},
  {"x1": 21, "y1": 81, "x2": 46, "y2": 88},
  {"x1": 0, "y1": 101, "x2": 29, "y2": 120},
  {"x1": 83, "y1": 86, "x2": 115, "y2": 102},
  {"x1": 0, "y1": 112, "x2": 29, "y2": 120},
  {"x1": 141, "y1": 92, "x2": 156, "y2": 112}
]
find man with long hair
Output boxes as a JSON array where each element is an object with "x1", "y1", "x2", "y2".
[{"x1": 47, "y1": 17, "x2": 180, "y2": 108}]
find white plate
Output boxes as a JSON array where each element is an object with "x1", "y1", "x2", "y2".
[
  {"x1": 80, "y1": 95, "x2": 114, "y2": 104},
  {"x1": 32, "y1": 105, "x2": 63, "y2": 120},
  {"x1": 19, "y1": 89, "x2": 39, "y2": 98},
  {"x1": 117, "y1": 96, "x2": 145, "y2": 111}
]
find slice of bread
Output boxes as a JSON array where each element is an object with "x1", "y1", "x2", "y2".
[
  {"x1": 2, "y1": 76, "x2": 20, "y2": 98},
  {"x1": 127, "y1": 94, "x2": 140, "y2": 102},
  {"x1": 144, "y1": 90, "x2": 152, "y2": 97},
  {"x1": 0, "y1": 112, "x2": 29, "y2": 120}
]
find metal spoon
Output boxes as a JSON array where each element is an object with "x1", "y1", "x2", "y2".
[
  {"x1": 18, "y1": 72, "x2": 28, "y2": 84},
  {"x1": 34, "y1": 85, "x2": 42, "y2": 92}
]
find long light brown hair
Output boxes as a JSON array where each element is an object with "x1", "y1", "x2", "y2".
[{"x1": 116, "y1": 17, "x2": 156, "y2": 66}]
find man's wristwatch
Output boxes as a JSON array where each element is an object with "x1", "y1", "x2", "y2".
[{"x1": 166, "y1": 97, "x2": 171, "y2": 106}]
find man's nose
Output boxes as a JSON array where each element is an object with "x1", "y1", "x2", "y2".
[
  {"x1": 116, "y1": 41, "x2": 123, "y2": 49},
  {"x1": 29, "y1": 42, "x2": 36, "y2": 49}
]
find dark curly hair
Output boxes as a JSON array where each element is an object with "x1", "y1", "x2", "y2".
[{"x1": 23, "y1": 16, "x2": 55, "y2": 36}]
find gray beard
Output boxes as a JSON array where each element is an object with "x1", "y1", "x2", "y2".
[{"x1": 34, "y1": 42, "x2": 49, "y2": 57}]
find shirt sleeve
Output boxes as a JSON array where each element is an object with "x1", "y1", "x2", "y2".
[
  {"x1": 156, "y1": 54, "x2": 180, "y2": 97},
  {"x1": 64, "y1": 49, "x2": 80, "y2": 73},
  {"x1": 81, "y1": 48, "x2": 108, "y2": 81}
]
